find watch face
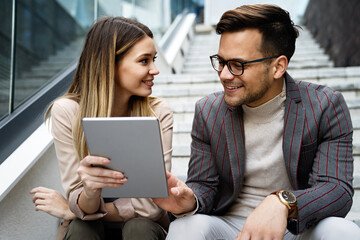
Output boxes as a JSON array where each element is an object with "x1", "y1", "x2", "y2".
[{"x1": 281, "y1": 191, "x2": 296, "y2": 204}]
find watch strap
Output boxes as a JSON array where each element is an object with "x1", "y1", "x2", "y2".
[{"x1": 271, "y1": 190, "x2": 298, "y2": 220}]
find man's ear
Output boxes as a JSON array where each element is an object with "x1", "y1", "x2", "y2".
[{"x1": 273, "y1": 55, "x2": 288, "y2": 79}]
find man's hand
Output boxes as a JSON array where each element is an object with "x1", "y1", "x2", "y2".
[
  {"x1": 153, "y1": 171, "x2": 196, "y2": 214},
  {"x1": 236, "y1": 194, "x2": 288, "y2": 240}
]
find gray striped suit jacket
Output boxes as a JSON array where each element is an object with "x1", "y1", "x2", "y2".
[{"x1": 186, "y1": 72, "x2": 354, "y2": 234}]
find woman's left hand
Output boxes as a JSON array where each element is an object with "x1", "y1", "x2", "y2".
[{"x1": 30, "y1": 186, "x2": 76, "y2": 220}]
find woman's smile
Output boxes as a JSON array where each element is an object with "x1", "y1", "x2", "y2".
[{"x1": 142, "y1": 79, "x2": 154, "y2": 87}]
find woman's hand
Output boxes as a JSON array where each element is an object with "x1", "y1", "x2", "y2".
[
  {"x1": 29, "y1": 187, "x2": 75, "y2": 220},
  {"x1": 77, "y1": 155, "x2": 128, "y2": 199},
  {"x1": 76, "y1": 155, "x2": 127, "y2": 214}
]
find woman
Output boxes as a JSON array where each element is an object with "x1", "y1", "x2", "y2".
[{"x1": 30, "y1": 16, "x2": 173, "y2": 240}]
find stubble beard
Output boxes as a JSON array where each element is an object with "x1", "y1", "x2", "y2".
[{"x1": 223, "y1": 77, "x2": 271, "y2": 108}]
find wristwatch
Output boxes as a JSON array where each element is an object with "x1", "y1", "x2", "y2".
[{"x1": 272, "y1": 190, "x2": 298, "y2": 219}]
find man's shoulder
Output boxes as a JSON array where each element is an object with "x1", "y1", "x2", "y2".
[
  {"x1": 296, "y1": 79, "x2": 340, "y2": 98},
  {"x1": 287, "y1": 74, "x2": 339, "y2": 99},
  {"x1": 197, "y1": 91, "x2": 225, "y2": 106}
]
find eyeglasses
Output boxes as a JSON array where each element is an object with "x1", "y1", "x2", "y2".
[{"x1": 209, "y1": 55, "x2": 279, "y2": 76}]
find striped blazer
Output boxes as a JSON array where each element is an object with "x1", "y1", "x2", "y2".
[{"x1": 186, "y1": 72, "x2": 354, "y2": 234}]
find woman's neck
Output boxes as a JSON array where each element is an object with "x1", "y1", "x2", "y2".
[{"x1": 111, "y1": 94, "x2": 130, "y2": 117}]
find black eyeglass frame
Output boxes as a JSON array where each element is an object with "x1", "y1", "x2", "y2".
[{"x1": 209, "y1": 55, "x2": 280, "y2": 76}]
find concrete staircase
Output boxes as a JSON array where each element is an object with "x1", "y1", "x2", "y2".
[{"x1": 152, "y1": 26, "x2": 360, "y2": 226}]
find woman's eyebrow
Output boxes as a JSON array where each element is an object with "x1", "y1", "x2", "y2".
[{"x1": 136, "y1": 52, "x2": 157, "y2": 58}]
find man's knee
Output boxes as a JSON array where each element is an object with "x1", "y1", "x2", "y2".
[
  {"x1": 167, "y1": 214, "x2": 215, "y2": 239},
  {"x1": 308, "y1": 217, "x2": 360, "y2": 240}
]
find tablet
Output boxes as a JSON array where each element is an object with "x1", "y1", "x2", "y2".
[{"x1": 81, "y1": 117, "x2": 168, "y2": 198}]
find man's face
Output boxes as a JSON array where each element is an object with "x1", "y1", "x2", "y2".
[{"x1": 217, "y1": 29, "x2": 280, "y2": 108}]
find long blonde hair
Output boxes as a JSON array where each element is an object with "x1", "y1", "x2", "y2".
[{"x1": 46, "y1": 17, "x2": 157, "y2": 160}]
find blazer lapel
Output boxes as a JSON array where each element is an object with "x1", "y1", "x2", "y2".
[
  {"x1": 283, "y1": 73, "x2": 305, "y2": 189},
  {"x1": 224, "y1": 106, "x2": 245, "y2": 194}
]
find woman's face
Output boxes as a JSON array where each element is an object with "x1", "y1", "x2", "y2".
[{"x1": 115, "y1": 36, "x2": 159, "y2": 100}]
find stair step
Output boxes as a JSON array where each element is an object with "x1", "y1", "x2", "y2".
[
  {"x1": 183, "y1": 59, "x2": 333, "y2": 68},
  {"x1": 173, "y1": 132, "x2": 191, "y2": 144},
  {"x1": 171, "y1": 157, "x2": 189, "y2": 182},
  {"x1": 157, "y1": 66, "x2": 360, "y2": 83},
  {"x1": 174, "y1": 122, "x2": 193, "y2": 133},
  {"x1": 13, "y1": 78, "x2": 50, "y2": 88},
  {"x1": 173, "y1": 112, "x2": 197, "y2": 124},
  {"x1": 155, "y1": 84, "x2": 360, "y2": 100},
  {"x1": 173, "y1": 144, "x2": 191, "y2": 157},
  {"x1": 184, "y1": 54, "x2": 332, "y2": 63},
  {"x1": 20, "y1": 70, "x2": 61, "y2": 79}
]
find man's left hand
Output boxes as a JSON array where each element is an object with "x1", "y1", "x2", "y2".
[{"x1": 236, "y1": 194, "x2": 288, "y2": 240}]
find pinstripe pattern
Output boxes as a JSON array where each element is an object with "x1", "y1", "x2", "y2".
[{"x1": 186, "y1": 72, "x2": 354, "y2": 234}]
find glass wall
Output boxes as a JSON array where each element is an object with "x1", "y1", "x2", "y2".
[
  {"x1": 0, "y1": 0, "x2": 91, "y2": 120},
  {"x1": 0, "y1": 0, "x2": 13, "y2": 120},
  {"x1": 13, "y1": 0, "x2": 87, "y2": 112},
  {"x1": 0, "y1": 0, "x2": 199, "y2": 121}
]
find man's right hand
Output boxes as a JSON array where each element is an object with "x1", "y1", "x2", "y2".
[{"x1": 153, "y1": 171, "x2": 197, "y2": 215}]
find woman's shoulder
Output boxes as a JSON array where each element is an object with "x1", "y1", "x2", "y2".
[
  {"x1": 149, "y1": 97, "x2": 172, "y2": 117},
  {"x1": 51, "y1": 97, "x2": 79, "y2": 121}
]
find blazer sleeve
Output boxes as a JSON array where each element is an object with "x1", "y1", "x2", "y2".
[
  {"x1": 291, "y1": 90, "x2": 354, "y2": 234},
  {"x1": 186, "y1": 98, "x2": 220, "y2": 214}
]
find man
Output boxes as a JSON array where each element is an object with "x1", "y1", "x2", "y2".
[{"x1": 153, "y1": 4, "x2": 360, "y2": 239}]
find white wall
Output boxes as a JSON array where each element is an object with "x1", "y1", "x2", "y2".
[
  {"x1": 204, "y1": 0, "x2": 310, "y2": 26},
  {"x1": 204, "y1": 0, "x2": 239, "y2": 26},
  {"x1": 100, "y1": 0, "x2": 172, "y2": 41},
  {"x1": 0, "y1": 144, "x2": 63, "y2": 240}
]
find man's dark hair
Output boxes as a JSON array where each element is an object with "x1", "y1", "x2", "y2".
[{"x1": 216, "y1": 4, "x2": 300, "y2": 62}]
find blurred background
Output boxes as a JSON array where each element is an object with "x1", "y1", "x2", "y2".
[{"x1": 0, "y1": 1, "x2": 359, "y2": 239}]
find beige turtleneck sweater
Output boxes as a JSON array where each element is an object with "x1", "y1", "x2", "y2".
[{"x1": 227, "y1": 80, "x2": 293, "y2": 218}]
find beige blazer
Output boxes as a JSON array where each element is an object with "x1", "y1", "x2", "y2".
[{"x1": 51, "y1": 97, "x2": 173, "y2": 239}]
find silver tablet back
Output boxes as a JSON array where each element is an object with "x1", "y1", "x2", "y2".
[{"x1": 82, "y1": 117, "x2": 168, "y2": 198}]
